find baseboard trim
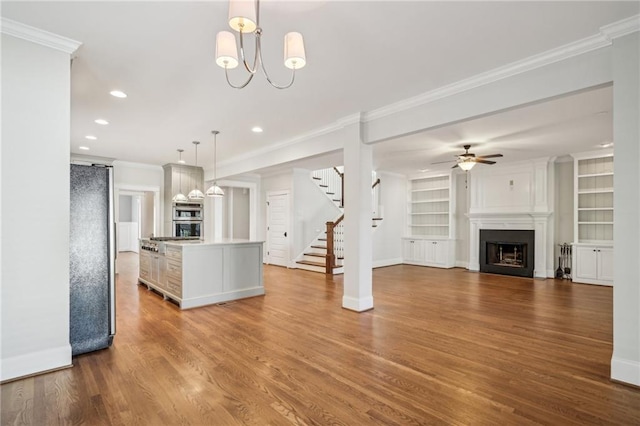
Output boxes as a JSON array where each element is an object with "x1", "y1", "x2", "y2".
[
  {"x1": 342, "y1": 295, "x2": 374, "y2": 312},
  {"x1": 455, "y1": 261, "x2": 469, "y2": 269},
  {"x1": 1, "y1": 344, "x2": 72, "y2": 383},
  {"x1": 372, "y1": 258, "x2": 403, "y2": 269},
  {"x1": 611, "y1": 356, "x2": 640, "y2": 387}
]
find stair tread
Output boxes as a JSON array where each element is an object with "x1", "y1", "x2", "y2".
[
  {"x1": 311, "y1": 245, "x2": 327, "y2": 249},
  {"x1": 304, "y1": 252, "x2": 325, "y2": 258},
  {"x1": 312, "y1": 176, "x2": 321, "y2": 180},
  {"x1": 297, "y1": 260, "x2": 325, "y2": 267},
  {"x1": 318, "y1": 238, "x2": 327, "y2": 241},
  {"x1": 326, "y1": 192, "x2": 335, "y2": 195},
  {"x1": 372, "y1": 217, "x2": 383, "y2": 220},
  {"x1": 319, "y1": 184, "x2": 328, "y2": 188}
]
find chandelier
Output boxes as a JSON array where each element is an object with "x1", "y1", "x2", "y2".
[{"x1": 215, "y1": 0, "x2": 306, "y2": 89}]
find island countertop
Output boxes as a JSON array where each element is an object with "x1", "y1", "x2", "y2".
[{"x1": 138, "y1": 239, "x2": 264, "y2": 309}]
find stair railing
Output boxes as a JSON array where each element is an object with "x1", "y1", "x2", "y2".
[
  {"x1": 325, "y1": 214, "x2": 344, "y2": 274},
  {"x1": 372, "y1": 178, "x2": 381, "y2": 218},
  {"x1": 333, "y1": 167, "x2": 344, "y2": 208}
]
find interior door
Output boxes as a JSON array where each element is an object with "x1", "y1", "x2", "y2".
[{"x1": 267, "y1": 191, "x2": 290, "y2": 267}]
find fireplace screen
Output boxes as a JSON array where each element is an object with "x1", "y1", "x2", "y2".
[{"x1": 486, "y1": 242, "x2": 527, "y2": 268}]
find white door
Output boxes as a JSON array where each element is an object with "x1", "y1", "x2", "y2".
[{"x1": 267, "y1": 191, "x2": 290, "y2": 267}]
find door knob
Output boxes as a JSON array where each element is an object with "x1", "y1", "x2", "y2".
[{"x1": 284, "y1": 232, "x2": 287, "y2": 237}]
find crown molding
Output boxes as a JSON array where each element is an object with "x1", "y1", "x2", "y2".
[
  {"x1": 363, "y1": 14, "x2": 639, "y2": 123},
  {"x1": 218, "y1": 113, "x2": 360, "y2": 168},
  {"x1": 601, "y1": 14, "x2": 640, "y2": 40},
  {"x1": 1, "y1": 18, "x2": 81, "y2": 54}
]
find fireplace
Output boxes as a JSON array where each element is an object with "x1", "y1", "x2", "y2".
[{"x1": 479, "y1": 229, "x2": 535, "y2": 278}]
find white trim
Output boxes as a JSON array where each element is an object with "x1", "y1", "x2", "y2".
[
  {"x1": 0, "y1": 344, "x2": 71, "y2": 382},
  {"x1": 266, "y1": 190, "x2": 291, "y2": 268},
  {"x1": 362, "y1": 15, "x2": 639, "y2": 124},
  {"x1": 611, "y1": 356, "x2": 640, "y2": 387},
  {"x1": 217, "y1": 114, "x2": 360, "y2": 168},
  {"x1": 455, "y1": 260, "x2": 469, "y2": 269},
  {"x1": 600, "y1": 14, "x2": 640, "y2": 41},
  {"x1": 342, "y1": 295, "x2": 374, "y2": 312},
  {"x1": 180, "y1": 287, "x2": 265, "y2": 310},
  {"x1": 1, "y1": 18, "x2": 82, "y2": 54},
  {"x1": 372, "y1": 258, "x2": 403, "y2": 269}
]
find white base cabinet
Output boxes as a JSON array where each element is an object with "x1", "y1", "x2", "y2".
[
  {"x1": 402, "y1": 238, "x2": 455, "y2": 268},
  {"x1": 572, "y1": 243, "x2": 613, "y2": 286}
]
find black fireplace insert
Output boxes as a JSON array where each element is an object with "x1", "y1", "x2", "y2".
[{"x1": 479, "y1": 229, "x2": 534, "y2": 278}]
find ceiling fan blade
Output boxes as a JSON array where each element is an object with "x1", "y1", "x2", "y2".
[
  {"x1": 475, "y1": 159, "x2": 496, "y2": 165},
  {"x1": 431, "y1": 160, "x2": 455, "y2": 165},
  {"x1": 477, "y1": 154, "x2": 503, "y2": 159},
  {"x1": 452, "y1": 164, "x2": 459, "y2": 169}
]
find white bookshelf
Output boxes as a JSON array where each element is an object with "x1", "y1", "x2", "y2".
[
  {"x1": 407, "y1": 174, "x2": 454, "y2": 238},
  {"x1": 571, "y1": 150, "x2": 614, "y2": 286},
  {"x1": 574, "y1": 152, "x2": 614, "y2": 243}
]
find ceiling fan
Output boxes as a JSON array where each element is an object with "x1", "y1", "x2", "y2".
[{"x1": 433, "y1": 144, "x2": 503, "y2": 171}]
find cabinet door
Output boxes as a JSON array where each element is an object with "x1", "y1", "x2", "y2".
[
  {"x1": 150, "y1": 255, "x2": 160, "y2": 283},
  {"x1": 403, "y1": 240, "x2": 425, "y2": 262},
  {"x1": 423, "y1": 240, "x2": 436, "y2": 263},
  {"x1": 139, "y1": 252, "x2": 150, "y2": 280},
  {"x1": 597, "y1": 247, "x2": 614, "y2": 282},
  {"x1": 574, "y1": 246, "x2": 598, "y2": 281},
  {"x1": 433, "y1": 241, "x2": 448, "y2": 266}
]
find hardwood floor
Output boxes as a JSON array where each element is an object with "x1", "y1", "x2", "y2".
[{"x1": 2, "y1": 253, "x2": 639, "y2": 425}]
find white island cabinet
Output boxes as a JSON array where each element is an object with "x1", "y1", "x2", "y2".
[{"x1": 139, "y1": 240, "x2": 264, "y2": 309}]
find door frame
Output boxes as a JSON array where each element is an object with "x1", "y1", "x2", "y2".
[{"x1": 266, "y1": 190, "x2": 291, "y2": 267}]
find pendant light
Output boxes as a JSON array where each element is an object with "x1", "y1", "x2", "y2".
[
  {"x1": 188, "y1": 141, "x2": 205, "y2": 201},
  {"x1": 172, "y1": 149, "x2": 188, "y2": 203},
  {"x1": 206, "y1": 130, "x2": 225, "y2": 197}
]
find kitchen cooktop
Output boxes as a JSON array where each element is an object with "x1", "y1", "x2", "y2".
[{"x1": 149, "y1": 237, "x2": 200, "y2": 241}]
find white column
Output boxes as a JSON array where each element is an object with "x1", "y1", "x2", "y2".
[
  {"x1": 343, "y1": 123, "x2": 374, "y2": 312},
  {"x1": 611, "y1": 32, "x2": 640, "y2": 387}
]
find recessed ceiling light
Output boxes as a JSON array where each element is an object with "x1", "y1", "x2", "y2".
[
  {"x1": 110, "y1": 90, "x2": 127, "y2": 98},
  {"x1": 79, "y1": 146, "x2": 90, "y2": 150},
  {"x1": 419, "y1": 168, "x2": 430, "y2": 172},
  {"x1": 95, "y1": 119, "x2": 109, "y2": 125},
  {"x1": 252, "y1": 126, "x2": 263, "y2": 133},
  {"x1": 599, "y1": 142, "x2": 614, "y2": 148},
  {"x1": 85, "y1": 135, "x2": 97, "y2": 140},
  {"x1": 178, "y1": 160, "x2": 186, "y2": 164}
]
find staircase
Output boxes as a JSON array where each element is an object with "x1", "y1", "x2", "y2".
[{"x1": 295, "y1": 167, "x2": 382, "y2": 274}]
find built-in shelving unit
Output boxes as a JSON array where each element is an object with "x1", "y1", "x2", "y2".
[
  {"x1": 571, "y1": 149, "x2": 614, "y2": 286},
  {"x1": 408, "y1": 174, "x2": 453, "y2": 238},
  {"x1": 574, "y1": 153, "x2": 614, "y2": 243},
  {"x1": 403, "y1": 172, "x2": 456, "y2": 269}
]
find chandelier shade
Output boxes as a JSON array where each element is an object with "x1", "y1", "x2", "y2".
[
  {"x1": 284, "y1": 32, "x2": 306, "y2": 70},
  {"x1": 216, "y1": 31, "x2": 239, "y2": 69},
  {"x1": 228, "y1": 0, "x2": 257, "y2": 33},
  {"x1": 215, "y1": 0, "x2": 306, "y2": 89}
]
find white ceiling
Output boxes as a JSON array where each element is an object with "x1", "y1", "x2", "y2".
[{"x1": 2, "y1": 2, "x2": 637, "y2": 175}]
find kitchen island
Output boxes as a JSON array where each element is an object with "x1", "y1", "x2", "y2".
[{"x1": 138, "y1": 239, "x2": 264, "y2": 309}]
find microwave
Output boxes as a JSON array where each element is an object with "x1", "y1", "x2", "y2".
[
  {"x1": 173, "y1": 203, "x2": 202, "y2": 221},
  {"x1": 173, "y1": 220, "x2": 202, "y2": 238}
]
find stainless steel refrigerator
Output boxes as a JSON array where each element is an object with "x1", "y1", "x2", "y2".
[{"x1": 70, "y1": 164, "x2": 116, "y2": 356}]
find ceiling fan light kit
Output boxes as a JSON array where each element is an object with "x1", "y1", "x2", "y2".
[
  {"x1": 434, "y1": 144, "x2": 503, "y2": 171},
  {"x1": 215, "y1": 0, "x2": 306, "y2": 89}
]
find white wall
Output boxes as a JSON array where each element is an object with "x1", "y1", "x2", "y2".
[
  {"x1": 232, "y1": 188, "x2": 250, "y2": 240},
  {"x1": 119, "y1": 195, "x2": 133, "y2": 222},
  {"x1": 260, "y1": 171, "x2": 293, "y2": 243},
  {"x1": 372, "y1": 172, "x2": 405, "y2": 267},
  {"x1": 1, "y1": 34, "x2": 76, "y2": 381},
  {"x1": 141, "y1": 192, "x2": 155, "y2": 238}
]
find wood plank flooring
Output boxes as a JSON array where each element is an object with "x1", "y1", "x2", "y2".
[{"x1": 2, "y1": 253, "x2": 639, "y2": 425}]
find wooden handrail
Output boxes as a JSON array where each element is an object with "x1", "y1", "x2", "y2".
[
  {"x1": 372, "y1": 178, "x2": 381, "y2": 189},
  {"x1": 325, "y1": 214, "x2": 344, "y2": 274},
  {"x1": 333, "y1": 167, "x2": 344, "y2": 208}
]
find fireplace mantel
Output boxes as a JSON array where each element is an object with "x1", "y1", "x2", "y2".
[{"x1": 466, "y1": 158, "x2": 555, "y2": 279}]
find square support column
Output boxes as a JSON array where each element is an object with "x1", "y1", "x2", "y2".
[
  {"x1": 342, "y1": 124, "x2": 374, "y2": 312},
  {"x1": 611, "y1": 32, "x2": 640, "y2": 387}
]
